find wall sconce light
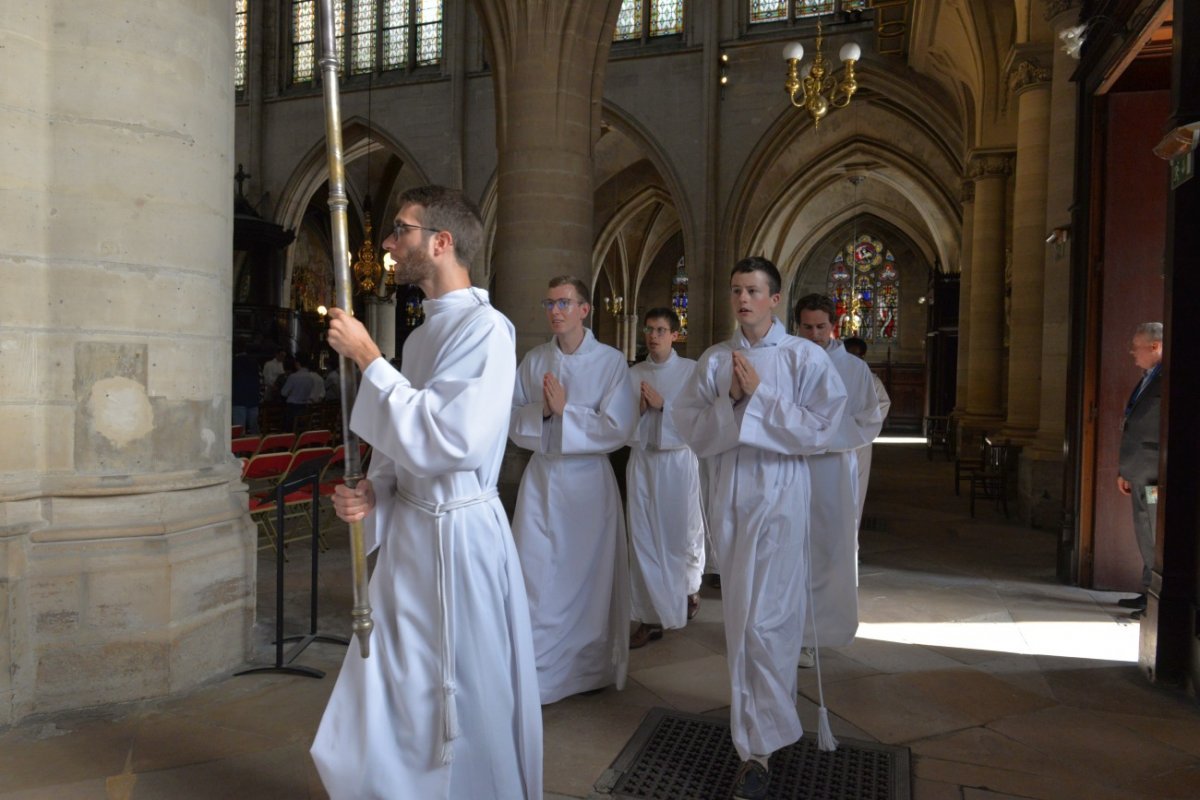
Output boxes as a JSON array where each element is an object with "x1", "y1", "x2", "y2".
[
  {"x1": 782, "y1": 19, "x2": 860, "y2": 129},
  {"x1": 604, "y1": 296, "x2": 625, "y2": 315},
  {"x1": 719, "y1": 51, "x2": 730, "y2": 94},
  {"x1": 1045, "y1": 226, "x2": 1070, "y2": 259}
]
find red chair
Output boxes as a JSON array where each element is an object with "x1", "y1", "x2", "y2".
[
  {"x1": 231, "y1": 424, "x2": 245, "y2": 438},
  {"x1": 231, "y1": 435, "x2": 260, "y2": 458},
  {"x1": 294, "y1": 429, "x2": 333, "y2": 450},
  {"x1": 255, "y1": 432, "x2": 296, "y2": 455},
  {"x1": 252, "y1": 447, "x2": 335, "y2": 553}
]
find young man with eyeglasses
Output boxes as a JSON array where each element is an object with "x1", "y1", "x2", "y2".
[
  {"x1": 672, "y1": 257, "x2": 846, "y2": 800},
  {"x1": 312, "y1": 185, "x2": 542, "y2": 800},
  {"x1": 509, "y1": 275, "x2": 638, "y2": 703},
  {"x1": 625, "y1": 308, "x2": 706, "y2": 649},
  {"x1": 793, "y1": 294, "x2": 889, "y2": 667}
]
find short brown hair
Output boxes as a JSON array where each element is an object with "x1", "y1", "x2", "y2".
[
  {"x1": 643, "y1": 307, "x2": 681, "y2": 332},
  {"x1": 731, "y1": 256, "x2": 782, "y2": 295},
  {"x1": 548, "y1": 275, "x2": 591, "y2": 306},
  {"x1": 794, "y1": 293, "x2": 837, "y2": 325},
  {"x1": 398, "y1": 185, "x2": 483, "y2": 270}
]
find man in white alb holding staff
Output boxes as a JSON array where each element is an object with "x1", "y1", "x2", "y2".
[{"x1": 312, "y1": 186, "x2": 541, "y2": 800}]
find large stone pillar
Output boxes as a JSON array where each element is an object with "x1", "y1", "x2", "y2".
[
  {"x1": 1035, "y1": 1, "x2": 1080, "y2": 455},
  {"x1": 473, "y1": 0, "x2": 621, "y2": 354},
  {"x1": 962, "y1": 154, "x2": 1013, "y2": 430},
  {"x1": 1004, "y1": 54, "x2": 1054, "y2": 439},
  {"x1": 0, "y1": 3, "x2": 252, "y2": 723},
  {"x1": 954, "y1": 180, "x2": 976, "y2": 415}
]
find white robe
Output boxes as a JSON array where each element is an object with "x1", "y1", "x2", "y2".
[
  {"x1": 311, "y1": 288, "x2": 542, "y2": 800},
  {"x1": 855, "y1": 374, "x2": 891, "y2": 525},
  {"x1": 672, "y1": 319, "x2": 846, "y2": 760},
  {"x1": 803, "y1": 339, "x2": 888, "y2": 648},
  {"x1": 626, "y1": 352, "x2": 706, "y2": 629},
  {"x1": 510, "y1": 328, "x2": 637, "y2": 704}
]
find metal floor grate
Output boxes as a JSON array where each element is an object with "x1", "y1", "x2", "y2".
[{"x1": 591, "y1": 708, "x2": 910, "y2": 800}]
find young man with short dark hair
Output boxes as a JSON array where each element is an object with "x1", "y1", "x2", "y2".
[
  {"x1": 672, "y1": 257, "x2": 847, "y2": 800},
  {"x1": 626, "y1": 308, "x2": 706, "y2": 648},
  {"x1": 510, "y1": 275, "x2": 638, "y2": 703},
  {"x1": 794, "y1": 293, "x2": 889, "y2": 661}
]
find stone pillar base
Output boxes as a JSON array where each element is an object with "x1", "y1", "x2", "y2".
[{"x1": 0, "y1": 476, "x2": 255, "y2": 726}]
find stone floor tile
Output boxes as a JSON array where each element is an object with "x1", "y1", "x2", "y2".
[
  {"x1": 540, "y1": 696, "x2": 653, "y2": 799},
  {"x1": 822, "y1": 668, "x2": 1056, "y2": 744},
  {"x1": 0, "y1": 716, "x2": 138, "y2": 792},
  {"x1": 627, "y1": 653, "x2": 730, "y2": 714},
  {"x1": 912, "y1": 776, "x2": 965, "y2": 800},
  {"x1": 125, "y1": 743, "x2": 314, "y2": 799},
  {"x1": 626, "y1": 624, "x2": 722, "y2": 672}
]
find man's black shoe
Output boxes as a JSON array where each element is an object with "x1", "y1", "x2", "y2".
[
  {"x1": 731, "y1": 760, "x2": 769, "y2": 800},
  {"x1": 1130, "y1": 609, "x2": 1146, "y2": 621},
  {"x1": 1117, "y1": 594, "x2": 1147, "y2": 610}
]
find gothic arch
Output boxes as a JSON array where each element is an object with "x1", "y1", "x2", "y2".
[
  {"x1": 591, "y1": 185, "x2": 679, "y2": 308},
  {"x1": 274, "y1": 117, "x2": 431, "y2": 307}
]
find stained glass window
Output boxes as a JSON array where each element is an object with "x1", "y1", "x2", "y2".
[
  {"x1": 796, "y1": 0, "x2": 835, "y2": 17},
  {"x1": 749, "y1": 0, "x2": 860, "y2": 24},
  {"x1": 291, "y1": 0, "x2": 441, "y2": 84},
  {"x1": 615, "y1": 0, "x2": 684, "y2": 41},
  {"x1": 827, "y1": 233, "x2": 900, "y2": 343},
  {"x1": 615, "y1": 1, "x2": 644, "y2": 41},
  {"x1": 415, "y1": 0, "x2": 443, "y2": 66},
  {"x1": 235, "y1": 0, "x2": 249, "y2": 93},
  {"x1": 749, "y1": 0, "x2": 787, "y2": 23},
  {"x1": 650, "y1": 0, "x2": 684, "y2": 36}
]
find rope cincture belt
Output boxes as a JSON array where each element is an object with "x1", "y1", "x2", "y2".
[{"x1": 395, "y1": 483, "x2": 500, "y2": 765}]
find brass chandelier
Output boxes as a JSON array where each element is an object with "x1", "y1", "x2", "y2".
[{"x1": 782, "y1": 19, "x2": 861, "y2": 129}]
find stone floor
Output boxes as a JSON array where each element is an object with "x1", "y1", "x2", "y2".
[{"x1": 2, "y1": 443, "x2": 1198, "y2": 799}]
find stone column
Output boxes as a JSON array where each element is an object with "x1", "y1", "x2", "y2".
[
  {"x1": 954, "y1": 180, "x2": 976, "y2": 415},
  {"x1": 1004, "y1": 55, "x2": 1054, "y2": 440},
  {"x1": 963, "y1": 154, "x2": 1013, "y2": 429},
  {"x1": 366, "y1": 297, "x2": 398, "y2": 361},
  {"x1": 473, "y1": 0, "x2": 621, "y2": 355},
  {"x1": 1035, "y1": 1, "x2": 1080, "y2": 455},
  {"x1": 0, "y1": 3, "x2": 253, "y2": 724}
]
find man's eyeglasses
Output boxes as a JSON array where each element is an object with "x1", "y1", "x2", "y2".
[
  {"x1": 642, "y1": 326, "x2": 673, "y2": 336},
  {"x1": 392, "y1": 222, "x2": 441, "y2": 239},
  {"x1": 541, "y1": 299, "x2": 581, "y2": 312}
]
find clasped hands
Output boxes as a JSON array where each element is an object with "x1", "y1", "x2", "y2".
[
  {"x1": 639, "y1": 381, "x2": 664, "y2": 415},
  {"x1": 542, "y1": 372, "x2": 567, "y2": 418},
  {"x1": 728, "y1": 350, "x2": 760, "y2": 402}
]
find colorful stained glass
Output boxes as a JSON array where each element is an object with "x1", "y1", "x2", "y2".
[
  {"x1": 615, "y1": 0, "x2": 643, "y2": 41},
  {"x1": 843, "y1": 0, "x2": 868, "y2": 10},
  {"x1": 235, "y1": 0, "x2": 248, "y2": 92},
  {"x1": 671, "y1": 256, "x2": 689, "y2": 341},
  {"x1": 827, "y1": 232, "x2": 899, "y2": 343},
  {"x1": 796, "y1": 0, "x2": 835, "y2": 17},
  {"x1": 749, "y1": 0, "x2": 787, "y2": 23},
  {"x1": 650, "y1": 0, "x2": 684, "y2": 36}
]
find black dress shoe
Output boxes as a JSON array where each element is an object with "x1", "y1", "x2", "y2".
[
  {"x1": 1117, "y1": 594, "x2": 1147, "y2": 610},
  {"x1": 1130, "y1": 609, "x2": 1145, "y2": 621}
]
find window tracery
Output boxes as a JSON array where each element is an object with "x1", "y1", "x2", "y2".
[
  {"x1": 291, "y1": 0, "x2": 442, "y2": 84},
  {"x1": 827, "y1": 232, "x2": 899, "y2": 343}
]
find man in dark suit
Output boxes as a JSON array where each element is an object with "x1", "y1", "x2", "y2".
[{"x1": 1116, "y1": 322, "x2": 1163, "y2": 617}]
